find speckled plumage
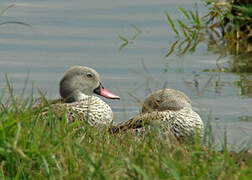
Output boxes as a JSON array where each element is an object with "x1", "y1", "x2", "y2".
[
  {"x1": 110, "y1": 88, "x2": 204, "y2": 141},
  {"x1": 44, "y1": 96, "x2": 113, "y2": 127},
  {"x1": 111, "y1": 107, "x2": 203, "y2": 140},
  {"x1": 37, "y1": 66, "x2": 119, "y2": 127}
]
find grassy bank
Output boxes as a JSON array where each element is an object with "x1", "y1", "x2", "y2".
[{"x1": 0, "y1": 96, "x2": 251, "y2": 179}]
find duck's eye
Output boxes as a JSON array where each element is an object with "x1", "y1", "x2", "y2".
[{"x1": 86, "y1": 73, "x2": 93, "y2": 78}]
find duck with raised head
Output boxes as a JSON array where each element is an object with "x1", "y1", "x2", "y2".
[
  {"x1": 110, "y1": 88, "x2": 204, "y2": 142},
  {"x1": 37, "y1": 66, "x2": 120, "y2": 127}
]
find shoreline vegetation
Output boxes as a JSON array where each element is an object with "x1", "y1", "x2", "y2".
[
  {"x1": 163, "y1": 0, "x2": 252, "y2": 78},
  {"x1": 0, "y1": 82, "x2": 251, "y2": 179},
  {"x1": 119, "y1": 0, "x2": 252, "y2": 74},
  {"x1": 165, "y1": 0, "x2": 252, "y2": 58}
]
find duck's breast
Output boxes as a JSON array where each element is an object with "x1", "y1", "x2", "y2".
[
  {"x1": 65, "y1": 96, "x2": 113, "y2": 126},
  {"x1": 162, "y1": 107, "x2": 204, "y2": 139}
]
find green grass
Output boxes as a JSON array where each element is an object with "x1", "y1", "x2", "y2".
[{"x1": 0, "y1": 93, "x2": 251, "y2": 179}]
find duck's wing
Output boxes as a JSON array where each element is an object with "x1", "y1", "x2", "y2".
[
  {"x1": 110, "y1": 108, "x2": 204, "y2": 142},
  {"x1": 109, "y1": 111, "x2": 165, "y2": 134}
]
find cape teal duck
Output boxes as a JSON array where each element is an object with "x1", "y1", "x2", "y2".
[
  {"x1": 39, "y1": 66, "x2": 120, "y2": 126},
  {"x1": 110, "y1": 89, "x2": 204, "y2": 141}
]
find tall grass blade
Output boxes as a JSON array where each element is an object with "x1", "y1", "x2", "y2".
[
  {"x1": 20, "y1": 73, "x2": 30, "y2": 98},
  {"x1": 177, "y1": 39, "x2": 187, "y2": 55},
  {"x1": 77, "y1": 145, "x2": 106, "y2": 179},
  {"x1": 177, "y1": 6, "x2": 190, "y2": 20},
  {"x1": 177, "y1": 20, "x2": 190, "y2": 38},
  {"x1": 131, "y1": 164, "x2": 150, "y2": 180},
  {"x1": 189, "y1": 10, "x2": 197, "y2": 23},
  {"x1": 165, "y1": 11, "x2": 180, "y2": 37},
  {"x1": 0, "y1": 21, "x2": 32, "y2": 27},
  {"x1": 163, "y1": 159, "x2": 181, "y2": 180},
  {"x1": 232, "y1": 5, "x2": 252, "y2": 15},
  {"x1": 13, "y1": 122, "x2": 21, "y2": 149},
  {"x1": 14, "y1": 164, "x2": 24, "y2": 180},
  {"x1": 0, "y1": 4, "x2": 15, "y2": 17},
  {"x1": 165, "y1": 39, "x2": 179, "y2": 58},
  {"x1": 223, "y1": 126, "x2": 228, "y2": 150},
  {"x1": 27, "y1": 82, "x2": 35, "y2": 108},
  {"x1": 0, "y1": 87, "x2": 7, "y2": 110},
  {"x1": 181, "y1": 39, "x2": 192, "y2": 55},
  {"x1": 41, "y1": 154, "x2": 50, "y2": 176},
  {"x1": 5, "y1": 75, "x2": 17, "y2": 111},
  {"x1": 131, "y1": 24, "x2": 142, "y2": 40},
  {"x1": 190, "y1": 32, "x2": 200, "y2": 53},
  {"x1": 194, "y1": 4, "x2": 200, "y2": 25},
  {"x1": 119, "y1": 35, "x2": 129, "y2": 43},
  {"x1": 119, "y1": 42, "x2": 128, "y2": 51}
]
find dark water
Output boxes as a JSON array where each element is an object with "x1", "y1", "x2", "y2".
[{"x1": 0, "y1": 0, "x2": 251, "y2": 149}]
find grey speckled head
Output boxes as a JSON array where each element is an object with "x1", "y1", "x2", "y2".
[
  {"x1": 59, "y1": 66, "x2": 120, "y2": 102},
  {"x1": 60, "y1": 66, "x2": 100, "y2": 102},
  {"x1": 142, "y1": 88, "x2": 192, "y2": 113}
]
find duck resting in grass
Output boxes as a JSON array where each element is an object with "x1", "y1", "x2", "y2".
[
  {"x1": 36, "y1": 66, "x2": 120, "y2": 127},
  {"x1": 109, "y1": 88, "x2": 204, "y2": 142}
]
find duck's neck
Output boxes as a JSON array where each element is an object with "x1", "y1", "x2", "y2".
[{"x1": 65, "y1": 90, "x2": 90, "y2": 103}]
